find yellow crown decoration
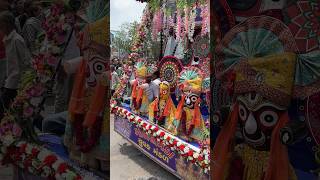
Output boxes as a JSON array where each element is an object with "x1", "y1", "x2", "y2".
[
  {"x1": 160, "y1": 81, "x2": 170, "y2": 98},
  {"x1": 134, "y1": 60, "x2": 157, "y2": 78},
  {"x1": 135, "y1": 61, "x2": 147, "y2": 78},
  {"x1": 160, "y1": 81, "x2": 170, "y2": 90},
  {"x1": 84, "y1": 16, "x2": 109, "y2": 47},
  {"x1": 178, "y1": 67, "x2": 204, "y2": 93},
  {"x1": 234, "y1": 52, "x2": 297, "y2": 107}
]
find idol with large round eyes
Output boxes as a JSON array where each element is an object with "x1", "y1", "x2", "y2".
[
  {"x1": 237, "y1": 94, "x2": 284, "y2": 150},
  {"x1": 86, "y1": 55, "x2": 107, "y2": 87},
  {"x1": 238, "y1": 103, "x2": 248, "y2": 122},
  {"x1": 184, "y1": 93, "x2": 200, "y2": 109},
  {"x1": 258, "y1": 110, "x2": 279, "y2": 128}
]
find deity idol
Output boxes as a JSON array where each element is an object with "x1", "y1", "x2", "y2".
[
  {"x1": 212, "y1": 15, "x2": 320, "y2": 180},
  {"x1": 130, "y1": 60, "x2": 156, "y2": 116},
  {"x1": 64, "y1": 8, "x2": 109, "y2": 170},
  {"x1": 212, "y1": 53, "x2": 299, "y2": 180},
  {"x1": 149, "y1": 81, "x2": 176, "y2": 129},
  {"x1": 172, "y1": 66, "x2": 208, "y2": 142}
]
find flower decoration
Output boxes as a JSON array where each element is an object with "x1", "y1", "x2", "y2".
[
  {"x1": 0, "y1": 1, "x2": 82, "y2": 178},
  {"x1": 131, "y1": 7, "x2": 153, "y2": 53},
  {"x1": 200, "y1": 3, "x2": 209, "y2": 36},
  {"x1": 0, "y1": 142, "x2": 81, "y2": 179},
  {"x1": 111, "y1": 104, "x2": 210, "y2": 173},
  {"x1": 188, "y1": 5, "x2": 197, "y2": 42},
  {"x1": 42, "y1": 3, "x2": 73, "y2": 47},
  {"x1": 176, "y1": 10, "x2": 182, "y2": 40},
  {"x1": 152, "y1": 9, "x2": 163, "y2": 41}
]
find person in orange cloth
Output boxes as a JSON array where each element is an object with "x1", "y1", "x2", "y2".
[
  {"x1": 148, "y1": 81, "x2": 176, "y2": 128},
  {"x1": 64, "y1": 1, "x2": 109, "y2": 171},
  {"x1": 172, "y1": 66, "x2": 209, "y2": 142},
  {"x1": 130, "y1": 60, "x2": 156, "y2": 116}
]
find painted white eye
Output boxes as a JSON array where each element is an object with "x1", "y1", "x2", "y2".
[
  {"x1": 239, "y1": 104, "x2": 247, "y2": 121},
  {"x1": 259, "y1": 110, "x2": 278, "y2": 127},
  {"x1": 162, "y1": 90, "x2": 167, "y2": 95},
  {"x1": 190, "y1": 95, "x2": 198, "y2": 102},
  {"x1": 93, "y1": 61, "x2": 105, "y2": 74}
]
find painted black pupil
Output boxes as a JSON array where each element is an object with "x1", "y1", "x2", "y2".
[
  {"x1": 240, "y1": 109, "x2": 244, "y2": 116},
  {"x1": 264, "y1": 115, "x2": 274, "y2": 123}
]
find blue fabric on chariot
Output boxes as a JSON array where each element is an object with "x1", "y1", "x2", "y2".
[{"x1": 38, "y1": 134, "x2": 105, "y2": 179}]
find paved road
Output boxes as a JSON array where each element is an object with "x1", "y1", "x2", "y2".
[{"x1": 110, "y1": 114, "x2": 179, "y2": 180}]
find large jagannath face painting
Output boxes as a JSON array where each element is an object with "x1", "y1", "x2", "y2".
[
  {"x1": 183, "y1": 92, "x2": 200, "y2": 109},
  {"x1": 84, "y1": 45, "x2": 108, "y2": 87},
  {"x1": 237, "y1": 92, "x2": 286, "y2": 150},
  {"x1": 81, "y1": 16, "x2": 109, "y2": 88}
]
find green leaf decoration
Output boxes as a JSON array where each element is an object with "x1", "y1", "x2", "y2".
[{"x1": 85, "y1": 0, "x2": 109, "y2": 23}]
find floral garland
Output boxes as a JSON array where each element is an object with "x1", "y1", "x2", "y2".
[
  {"x1": 112, "y1": 54, "x2": 136, "y2": 101},
  {"x1": 188, "y1": 5, "x2": 197, "y2": 42},
  {"x1": 2, "y1": 2, "x2": 74, "y2": 144},
  {"x1": 183, "y1": 7, "x2": 189, "y2": 39},
  {"x1": 0, "y1": 141, "x2": 81, "y2": 179},
  {"x1": 131, "y1": 7, "x2": 153, "y2": 53},
  {"x1": 152, "y1": 9, "x2": 163, "y2": 41},
  {"x1": 113, "y1": 74, "x2": 130, "y2": 100},
  {"x1": 167, "y1": 15, "x2": 174, "y2": 29},
  {"x1": 0, "y1": 2, "x2": 82, "y2": 179},
  {"x1": 175, "y1": 10, "x2": 182, "y2": 41},
  {"x1": 42, "y1": 3, "x2": 75, "y2": 48},
  {"x1": 111, "y1": 103, "x2": 210, "y2": 173},
  {"x1": 200, "y1": 2, "x2": 209, "y2": 36}
]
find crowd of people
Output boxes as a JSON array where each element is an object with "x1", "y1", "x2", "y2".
[
  {"x1": 110, "y1": 56, "x2": 162, "y2": 121},
  {"x1": 0, "y1": 0, "x2": 80, "y2": 136},
  {"x1": 0, "y1": 1, "x2": 42, "y2": 120}
]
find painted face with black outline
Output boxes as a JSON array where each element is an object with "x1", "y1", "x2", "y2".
[
  {"x1": 160, "y1": 83, "x2": 170, "y2": 100},
  {"x1": 84, "y1": 45, "x2": 108, "y2": 88},
  {"x1": 183, "y1": 92, "x2": 200, "y2": 109},
  {"x1": 237, "y1": 92, "x2": 286, "y2": 150}
]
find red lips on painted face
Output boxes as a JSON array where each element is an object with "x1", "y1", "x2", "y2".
[{"x1": 237, "y1": 92, "x2": 286, "y2": 150}]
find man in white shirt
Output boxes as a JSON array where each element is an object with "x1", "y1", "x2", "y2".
[
  {"x1": 0, "y1": 11, "x2": 31, "y2": 119},
  {"x1": 22, "y1": 1, "x2": 44, "y2": 55},
  {"x1": 111, "y1": 65, "x2": 120, "y2": 95},
  {"x1": 146, "y1": 70, "x2": 161, "y2": 102}
]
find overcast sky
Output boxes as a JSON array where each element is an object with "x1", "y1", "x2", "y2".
[{"x1": 110, "y1": 0, "x2": 146, "y2": 31}]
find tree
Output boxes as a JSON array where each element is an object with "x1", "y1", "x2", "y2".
[{"x1": 112, "y1": 22, "x2": 139, "y2": 57}]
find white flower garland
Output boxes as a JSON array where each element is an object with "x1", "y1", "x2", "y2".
[
  {"x1": 188, "y1": 5, "x2": 197, "y2": 42},
  {"x1": 200, "y1": 3, "x2": 209, "y2": 36},
  {"x1": 111, "y1": 102, "x2": 210, "y2": 173}
]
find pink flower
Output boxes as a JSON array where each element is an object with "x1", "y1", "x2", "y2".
[
  {"x1": 46, "y1": 55, "x2": 59, "y2": 66},
  {"x1": 23, "y1": 106, "x2": 34, "y2": 118},
  {"x1": 201, "y1": 4, "x2": 209, "y2": 36},
  {"x1": 26, "y1": 84, "x2": 45, "y2": 97},
  {"x1": 184, "y1": 7, "x2": 189, "y2": 36},
  {"x1": 176, "y1": 10, "x2": 182, "y2": 40},
  {"x1": 56, "y1": 34, "x2": 66, "y2": 45},
  {"x1": 152, "y1": 10, "x2": 163, "y2": 40},
  {"x1": 12, "y1": 124, "x2": 22, "y2": 137}
]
